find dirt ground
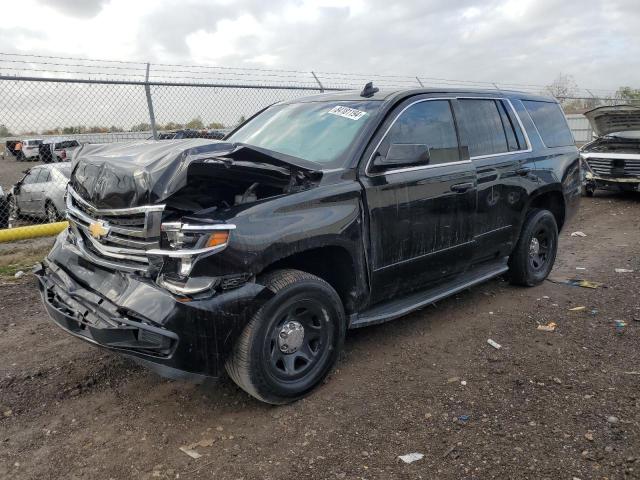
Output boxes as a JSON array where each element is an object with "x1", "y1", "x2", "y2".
[
  {"x1": 0, "y1": 192, "x2": 639, "y2": 480},
  {"x1": 0, "y1": 155, "x2": 44, "y2": 191}
]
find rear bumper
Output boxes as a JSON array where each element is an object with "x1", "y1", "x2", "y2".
[{"x1": 35, "y1": 231, "x2": 271, "y2": 380}]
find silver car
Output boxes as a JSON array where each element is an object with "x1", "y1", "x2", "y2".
[{"x1": 8, "y1": 163, "x2": 71, "y2": 223}]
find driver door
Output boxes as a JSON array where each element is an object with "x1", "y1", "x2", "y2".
[{"x1": 359, "y1": 97, "x2": 477, "y2": 303}]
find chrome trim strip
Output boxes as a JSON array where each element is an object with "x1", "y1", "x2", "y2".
[
  {"x1": 181, "y1": 224, "x2": 237, "y2": 231},
  {"x1": 582, "y1": 152, "x2": 640, "y2": 160},
  {"x1": 147, "y1": 243, "x2": 229, "y2": 258},
  {"x1": 68, "y1": 186, "x2": 165, "y2": 215},
  {"x1": 365, "y1": 97, "x2": 532, "y2": 177}
]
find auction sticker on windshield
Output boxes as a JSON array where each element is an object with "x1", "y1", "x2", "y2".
[{"x1": 327, "y1": 105, "x2": 368, "y2": 121}]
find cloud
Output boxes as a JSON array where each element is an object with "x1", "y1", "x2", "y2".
[
  {"x1": 36, "y1": 0, "x2": 111, "y2": 18},
  {"x1": 2, "y1": 0, "x2": 640, "y2": 92}
]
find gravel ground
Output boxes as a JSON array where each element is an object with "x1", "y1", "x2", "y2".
[{"x1": 0, "y1": 193, "x2": 639, "y2": 480}]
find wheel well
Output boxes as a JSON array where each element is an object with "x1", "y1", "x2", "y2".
[
  {"x1": 261, "y1": 246, "x2": 358, "y2": 313},
  {"x1": 529, "y1": 191, "x2": 565, "y2": 231}
]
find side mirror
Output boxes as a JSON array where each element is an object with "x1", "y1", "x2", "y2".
[{"x1": 373, "y1": 143, "x2": 430, "y2": 169}]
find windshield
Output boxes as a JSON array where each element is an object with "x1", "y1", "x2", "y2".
[{"x1": 227, "y1": 101, "x2": 381, "y2": 167}]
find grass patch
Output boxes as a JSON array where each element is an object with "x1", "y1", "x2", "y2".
[{"x1": 0, "y1": 245, "x2": 51, "y2": 279}]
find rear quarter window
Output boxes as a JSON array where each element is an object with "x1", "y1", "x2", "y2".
[{"x1": 522, "y1": 101, "x2": 574, "y2": 148}]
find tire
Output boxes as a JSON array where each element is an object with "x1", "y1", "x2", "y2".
[
  {"x1": 225, "y1": 269, "x2": 346, "y2": 404},
  {"x1": 45, "y1": 201, "x2": 59, "y2": 223},
  {"x1": 508, "y1": 209, "x2": 558, "y2": 286}
]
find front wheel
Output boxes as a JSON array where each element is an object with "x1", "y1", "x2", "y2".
[
  {"x1": 225, "y1": 269, "x2": 345, "y2": 404},
  {"x1": 508, "y1": 209, "x2": 558, "y2": 286}
]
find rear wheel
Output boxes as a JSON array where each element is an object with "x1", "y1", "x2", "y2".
[
  {"x1": 45, "y1": 201, "x2": 59, "y2": 223},
  {"x1": 225, "y1": 269, "x2": 345, "y2": 404},
  {"x1": 8, "y1": 196, "x2": 19, "y2": 222},
  {"x1": 508, "y1": 209, "x2": 558, "y2": 286}
]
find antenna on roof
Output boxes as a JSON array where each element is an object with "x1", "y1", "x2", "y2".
[{"x1": 360, "y1": 82, "x2": 379, "y2": 98}]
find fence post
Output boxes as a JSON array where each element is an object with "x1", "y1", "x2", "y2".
[
  {"x1": 145, "y1": 63, "x2": 158, "y2": 140},
  {"x1": 311, "y1": 71, "x2": 324, "y2": 93}
]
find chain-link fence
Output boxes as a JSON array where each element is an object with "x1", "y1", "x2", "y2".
[{"x1": 0, "y1": 53, "x2": 634, "y2": 237}]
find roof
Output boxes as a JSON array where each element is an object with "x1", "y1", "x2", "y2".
[{"x1": 281, "y1": 87, "x2": 556, "y2": 104}]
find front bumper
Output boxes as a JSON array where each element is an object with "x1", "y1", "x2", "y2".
[
  {"x1": 36, "y1": 230, "x2": 271, "y2": 380},
  {"x1": 585, "y1": 172, "x2": 640, "y2": 192}
]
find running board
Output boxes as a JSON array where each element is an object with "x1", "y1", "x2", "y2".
[{"x1": 349, "y1": 258, "x2": 509, "y2": 329}]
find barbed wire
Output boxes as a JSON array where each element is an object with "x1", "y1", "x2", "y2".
[{"x1": 0, "y1": 51, "x2": 628, "y2": 97}]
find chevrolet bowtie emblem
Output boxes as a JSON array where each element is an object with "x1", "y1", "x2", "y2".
[{"x1": 88, "y1": 221, "x2": 110, "y2": 239}]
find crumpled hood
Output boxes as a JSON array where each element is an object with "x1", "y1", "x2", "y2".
[
  {"x1": 70, "y1": 139, "x2": 322, "y2": 209},
  {"x1": 584, "y1": 105, "x2": 640, "y2": 137}
]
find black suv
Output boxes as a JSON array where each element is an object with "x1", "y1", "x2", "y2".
[{"x1": 36, "y1": 86, "x2": 581, "y2": 404}]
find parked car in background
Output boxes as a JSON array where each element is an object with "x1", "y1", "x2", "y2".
[
  {"x1": 39, "y1": 139, "x2": 81, "y2": 163},
  {"x1": 21, "y1": 139, "x2": 44, "y2": 161},
  {"x1": 580, "y1": 105, "x2": 640, "y2": 196},
  {"x1": 0, "y1": 186, "x2": 8, "y2": 229},
  {"x1": 8, "y1": 163, "x2": 71, "y2": 223},
  {"x1": 37, "y1": 86, "x2": 580, "y2": 404},
  {"x1": 155, "y1": 129, "x2": 228, "y2": 140}
]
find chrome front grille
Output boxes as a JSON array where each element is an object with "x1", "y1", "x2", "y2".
[
  {"x1": 66, "y1": 187, "x2": 165, "y2": 272},
  {"x1": 585, "y1": 156, "x2": 640, "y2": 177}
]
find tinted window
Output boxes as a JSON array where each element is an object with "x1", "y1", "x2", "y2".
[
  {"x1": 523, "y1": 100, "x2": 574, "y2": 147},
  {"x1": 378, "y1": 100, "x2": 460, "y2": 165},
  {"x1": 459, "y1": 99, "x2": 509, "y2": 157}
]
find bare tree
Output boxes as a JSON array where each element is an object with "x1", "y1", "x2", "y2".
[{"x1": 545, "y1": 73, "x2": 578, "y2": 105}]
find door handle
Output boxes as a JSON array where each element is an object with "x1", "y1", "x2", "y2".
[
  {"x1": 515, "y1": 168, "x2": 531, "y2": 177},
  {"x1": 450, "y1": 182, "x2": 474, "y2": 193}
]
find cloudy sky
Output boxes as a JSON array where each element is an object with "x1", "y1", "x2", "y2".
[{"x1": 0, "y1": 0, "x2": 638, "y2": 93}]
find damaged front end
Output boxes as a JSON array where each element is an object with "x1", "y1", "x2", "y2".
[
  {"x1": 36, "y1": 139, "x2": 322, "y2": 379},
  {"x1": 581, "y1": 105, "x2": 640, "y2": 194}
]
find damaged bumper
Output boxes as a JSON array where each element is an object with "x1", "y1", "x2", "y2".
[
  {"x1": 584, "y1": 171, "x2": 640, "y2": 191},
  {"x1": 35, "y1": 230, "x2": 270, "y2": 380}
]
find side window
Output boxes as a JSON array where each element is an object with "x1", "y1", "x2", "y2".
[
  {"x1": 378, "y1": 100, "x2": 460, "y2": 165},
  {"x1": 38, "y1": 169, "x2": 51, "y2": 183},
  {"x1": 522, "y1": 100, "x2": 574, "y2": 148},
  {"x1": 458, "y1": 99, "x2": 510, "y2": 157},
  {"x1": 23, "y1": 170, "x2": 38, "y2": 184},
  {"x1": 497, "y1": 101, "x2": 528, "y2": 151}
]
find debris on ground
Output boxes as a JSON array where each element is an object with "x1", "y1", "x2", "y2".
[
  {"x1": 537, "y1": 322, "x2": 557, "y2": 332},
  {"x1": 569, "y1": 306, "x2": 587, "y2": 311},
  {"x1": 614, "y1": 320, "x2": 627, "y2": 335},
  {"x1": 571, "y1": 231, "x2": 587, "y2": 237},
  {"x1": 615, "y1": 268, "x2": 634, "y2": 273},
  {"x1": 487, "y1": 339, "x2": 502, "y2": 349},
  {"x1": 567, "y1": 279, "x2": 601, "y2": 289},
  {"x1": 179, "y1": 438, "x2": 216, "y2": 459},
  {"x1": 14, "y1": 270, "x2": 24, "y2": 279},
  {"x1": 585, "y1": 431, "x2": 594, "y2": 441},
  {"x1": 607, "y1": 416, "x2": 619, "y2": 425},
  {"x1": 398, "y1": 452, "x2": 424, "y2": 464}
]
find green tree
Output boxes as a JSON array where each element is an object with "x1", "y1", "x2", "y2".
[
  {"x1": 185, "y1": 117, "x2": 204, "y2": 129},
  {"x1": 0, "y1": 124, "x2": 13, "y2": 137},
  {"x1": 162, "y1": 122, "x2": 183, "y2": 131},
  {"x1": 616, "y1": 87, "x2": 640, "y2": 103},
  {"x1": 237, "y1": 115, "x2": 247, "y2": 125},
  {"x1": 131, "y1": 122, "x2": 152, "y2": 132}
]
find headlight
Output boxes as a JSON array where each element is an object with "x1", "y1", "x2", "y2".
[{"x1": 148, "y1": 222, "x2": 235, "y2": 257}]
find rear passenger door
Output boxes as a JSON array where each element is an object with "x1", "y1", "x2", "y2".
[
  {"x1": 455, "y1": 97, "x2": 536, "y2": 263},
  {"x1": 360, "y1": 96, "x2": 477, "y2": 303}
]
